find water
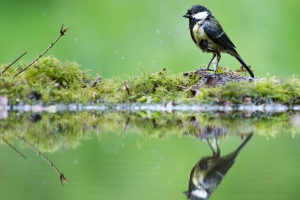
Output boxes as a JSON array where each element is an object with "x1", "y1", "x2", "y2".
[{"x1": 0, "y1": 109, "x2": 300, "y2": 200}]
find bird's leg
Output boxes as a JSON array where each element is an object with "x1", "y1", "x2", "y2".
[
  {"x1": 205, "y1": 138, "x2": 215, "y2": 154},
  {"x1": 204, "y1": 54, "x2": 216, "y2": 71},
  {"x1": 205, "y1": 137, "x2": 220, "y2": 157},
  {"x1": 213, "y1": 136, "x2": 220, "y2": 156},
  {"x1": 213, "y1": 53, "x2": 221, "y2": 75}
]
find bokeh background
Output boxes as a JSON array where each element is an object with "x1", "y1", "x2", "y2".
[
  {"x1": 1, "y1": 2, "x2": 300, "y2": 200},
  {"x1": 0, "y1": 0, "x2": 299, "y2": 78}
]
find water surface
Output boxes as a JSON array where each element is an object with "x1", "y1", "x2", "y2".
[{"x1": 1, "y1": 110, "x2": 299, "y2": 200}]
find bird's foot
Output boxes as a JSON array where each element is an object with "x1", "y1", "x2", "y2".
[{"x1": 201, "y1": 67, "x2": 214, "y2": 72}]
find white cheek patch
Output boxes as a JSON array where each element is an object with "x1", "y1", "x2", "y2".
[
  {"x1": 191, "y1": 189, "x2": 208, "y2": 199},
  {"x1": 193, "y1": 11, "x2": 208, "y2": 20}
]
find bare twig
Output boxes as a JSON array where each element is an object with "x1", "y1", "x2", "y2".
[
  {"x1": 123, "y1": 117, "x2": 130, "y2": 133},
  {"x1": 15, "y1": 134, "x2": 68, "y2": 185},
  {"x1": 176, "y1": 85, "x2": 187, "y2": 90},
  {"x1": 2, "y1": 137, "x2": 27, "y2": 159},
  {"x1": 1, "y1": 52, "x2": 27, "y2": 75},
  {"x1": 14, "y1": 24, "x2": 69, "y2": 78},
  {"x1": 124, "y1": 81, "x2": 130, "y2": 95}
]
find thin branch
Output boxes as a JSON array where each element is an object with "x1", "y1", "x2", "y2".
[
  {"x1": 14, "y1": 24, "x2": 69, "y2": 78},
  {"x1": 123, "y1": 117, "x2": 130, "y2": 133},
  {"x1": 1, "y1": 52, "x2": 27, "y2": 75},
  {"x1": 2, "y1": 137, "x2": 26, "y2": 159},
  {"x1": 124, "y1": 81, "x2": 130, "y2": 95},
  {"x1": 15, "y1": 134, "x2": 68, "y2": 185}
]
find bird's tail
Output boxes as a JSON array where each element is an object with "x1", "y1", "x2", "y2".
[
  {"x1": 234, "y1": 133, "x2": 253, "y2": 154},
  {"x1": 235, "y1": 55, "x2": 254, "y2": 78}
]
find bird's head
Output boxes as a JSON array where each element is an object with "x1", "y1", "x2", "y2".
[
  {"x1": 183, "y1": 188, "x2": 209, "y2": 200},
  {"x1": 183, "y1": 5, "x2": 211, "y2": 21}
]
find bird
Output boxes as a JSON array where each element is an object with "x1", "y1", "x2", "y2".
[
  {"x1": 183, "y1": 133, "x2": 253, "y2": 200},
  {"x1": 183, "y1": 5, "x2": 254, "y2": 78}
]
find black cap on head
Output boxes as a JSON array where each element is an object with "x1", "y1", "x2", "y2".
[
  {"x1": 187, "y1": 5, "x2": 211, "y2": 14},
  {"x1": 183, "y1": 5, "x2": 211, "y2": 19}
]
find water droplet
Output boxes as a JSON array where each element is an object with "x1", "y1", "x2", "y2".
[
  {"x1": 156, "y1": 30, "x2": 160, "y2": 34},
  {"x1": 115, "y1": 50, "x2": 118, "y2": 53},
  {"x1": 122, "y1": 143, "x2": 124, "y2": 147},
  {"x1": 42, "y1": 11, "x2": 46, "y2": 16},
  {"x1": 153, "y1": 60, "x2": 155, "y2": 62},
  {"x1": 121, "y1": 56, "x2": 124, "y2": 60},
  {"x1": 160, "y1": 41, "x2": 163, "y2": 44},
  {"x1": 74, "y1": 38, "x2": 77, "y2": 42},
  {"x1": 168, "y1": 31, "x2": 171, "y2": 34},
  {"x1": 153, "y1": 149, "x2": 155, "y2": 153},
  {"x1": 74, "y1": 159, "x2": 77, "y2": 164}
]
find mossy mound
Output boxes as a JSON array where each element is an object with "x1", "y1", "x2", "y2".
[{"x1": 1, "y1": 56, "x2": 300, "y2": 105}]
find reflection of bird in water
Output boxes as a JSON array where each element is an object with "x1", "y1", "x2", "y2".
[
  {"x1": 183, "y1": 133, "x2": 253, "y2": 200},
  {"x1": 186, "y1": 116, "x2": 227, "y2": 140}
]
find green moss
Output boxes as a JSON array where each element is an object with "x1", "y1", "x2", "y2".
[
  {"x1": 128, "y1": 65, "x2": 199, "y2": 102},
  {"x1": 24, "y1": 57, "x2": 90, "y2": 90},
  {"x1": 1, "y1": 56, "x2": 94, "y2": 103},
  {"x1": 1, "y1": 56, "x2": 300, "y2": 104},
  {"x1": 196, "y1": 77, "x2": 300, "y2": 104},
  {"x1": 96, "y1": 77, "x2": 127, "y2": 103}
]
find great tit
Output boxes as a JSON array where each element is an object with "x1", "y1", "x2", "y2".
[
  {"x1": 183, "y1": 5, "x2": 254, "y2": 78},
  {"x1": 183, "y1": 133, "x2": 253, "y2": 200}
]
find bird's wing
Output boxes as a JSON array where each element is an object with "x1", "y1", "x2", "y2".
[
  {"x1": 202, "y1": 158, "x2": 236, "y2": 192},
  {"x1": 203, "y1": 17, "x2": 237, "y2": 53}
]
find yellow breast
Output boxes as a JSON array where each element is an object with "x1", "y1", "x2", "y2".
[
  {"x1": 192, "y1": 22, "x2": 210, "y2": 47},
  {"x1": 192, "y1": 22, "x2": 222, "y2": 52}
]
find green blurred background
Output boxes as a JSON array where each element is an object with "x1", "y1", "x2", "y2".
[{"x1": 0, "y1": 0, "x2": 299, "y2": 78}]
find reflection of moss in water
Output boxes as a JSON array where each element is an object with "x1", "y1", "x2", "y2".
[
  {"x1": 194, "y1": 112, "x2": 295, "y2": 138},
  {"x1": 1, "y1": 111, "x2": 299, "y2": 153},
  {"x1": 0, "y1": 112, "x2": 93, "y2": 152},
  {"x1": 2, "y1": 56, "x2": 299, "y2": 104}
]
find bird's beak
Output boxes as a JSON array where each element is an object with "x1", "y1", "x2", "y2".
[{"x1": 183, "y1": 13, "x2": 191, "y2": 18}]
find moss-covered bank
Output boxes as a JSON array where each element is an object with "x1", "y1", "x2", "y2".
[{"x1": 1, "y1": 56, "x2": 300, "y2": 105}]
